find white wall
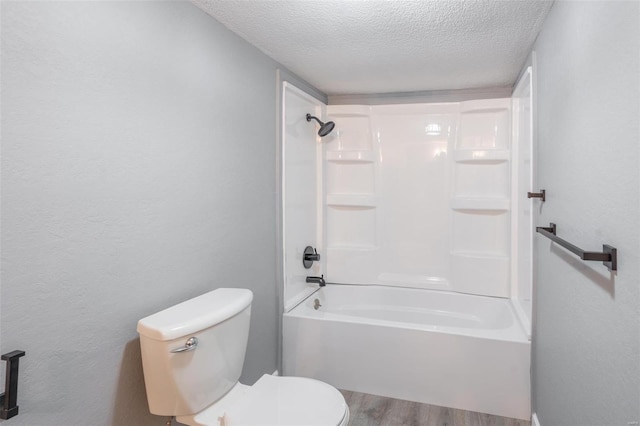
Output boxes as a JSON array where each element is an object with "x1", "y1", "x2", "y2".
[
  {"x1": 1, "y1": 2, "x2": 283, "y2": 424},
  {"x1": 532, "y1": 2, "x2": 640, "y2": 424}
]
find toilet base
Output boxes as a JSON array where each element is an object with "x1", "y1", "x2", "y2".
[
  {"x1": 176, "y1": 383, "x2": 249, "y2": 426},
  {"x1": 176, "y1": 375, "x2": 348, "y2": 426}
]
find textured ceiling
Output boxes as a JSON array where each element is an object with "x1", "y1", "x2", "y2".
[{"x1": 192, "y1": 0, "x2": 553, "y2": 96}]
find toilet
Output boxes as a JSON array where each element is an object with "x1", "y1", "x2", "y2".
[{"x1": 137, "y1": 288, "x2": 349, "y2": 426}]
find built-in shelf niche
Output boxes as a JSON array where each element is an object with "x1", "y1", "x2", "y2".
[
  {"x1": 453, "y1": 160, "x2": 510, "y2": 198},
  {"x1": 326, "y1": 205, "x2": 376, "y2": 249},
  {"x1": 325, "y1": 106, "x2": 378, "y2": 274},
  {"x1": 325, "y1": 106, "x2": 372, "y2": 152},
  {"x1": 449, "y1": 99, "x2": 512, "y2": 298},
  {"x1": 452, "y1": 208, "x2": 510, "y2": 256},
  {"x1": 457, "y1": 104, "x2": 510, "y2": 150},
  {"x1": 326, "y1": 162, "x2": 375, "y2": 195}
]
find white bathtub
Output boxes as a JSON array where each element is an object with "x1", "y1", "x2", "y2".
[{"x1": 283, "y1": 285, "x2": 531, "y2": 420}]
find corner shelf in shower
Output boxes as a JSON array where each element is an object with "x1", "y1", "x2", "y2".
[
  {"x1": 454, "y1": 150, "x2": 510, "y2": 163},
  {"x1": 450, "y1": 197, "x2": 510, "y2": 211},
  {"x1": 326, "y1": 194, "x2": 377, "y2": 208},
  {"x1": 326, "y1": 151, "x2": 375, "y2": 163}
]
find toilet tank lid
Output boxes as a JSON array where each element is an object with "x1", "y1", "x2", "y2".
[{"x1": 137, "y1": 288, "x2": 253, "y2": 341}]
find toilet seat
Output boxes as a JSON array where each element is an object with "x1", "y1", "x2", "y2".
[{"x1": 178, "y1": 374, "x2": 349, "y2": 426}]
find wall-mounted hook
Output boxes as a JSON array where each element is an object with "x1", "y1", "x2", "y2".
[{"x1": 527, "y1": 189, "x2": 546, "y2": 202}]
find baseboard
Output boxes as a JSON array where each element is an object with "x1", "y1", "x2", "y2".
[{"x1": 532, "y1": 413, "x2": 541, "y2": 426}]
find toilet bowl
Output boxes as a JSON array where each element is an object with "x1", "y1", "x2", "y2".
[
  {"x1": 137, "y1": 288, "x2": 349, "y2": 426},
  {"x1": 178, "y1": 375, "x2": 349, "y2": 426}
]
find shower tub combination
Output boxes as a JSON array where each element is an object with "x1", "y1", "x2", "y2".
[
  {"x1": 283, "y1": 285, "x2": 531, "y2": 420},
  {"x1": 281, "y1": 85, "x2": 534, "y2": 421}
]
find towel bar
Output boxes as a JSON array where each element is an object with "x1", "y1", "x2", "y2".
[{"x1": 536, "y1": 223, "x2": 617, "y2": 272}]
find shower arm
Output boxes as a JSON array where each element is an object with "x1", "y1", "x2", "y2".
[{"x1": 306, "y1": 114, "x2": 322, "y2": 125}]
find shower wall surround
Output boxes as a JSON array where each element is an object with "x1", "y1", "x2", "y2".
[
  {"x1": 282, "y1": 94, "x2": 531, "y2": 419},
  {"x1": 324, "y1": 100, "x2": 512, "y2": 298},
  {"x1": 281, "y1": 83, "x2": 325, "y2": 311}
]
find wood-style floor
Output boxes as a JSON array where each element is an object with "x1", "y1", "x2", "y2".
[{"x1": 340, "y1": 390, "x2": 531, "y2": 426}]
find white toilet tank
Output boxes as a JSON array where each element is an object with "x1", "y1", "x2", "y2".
[{"x1": 137, "y1": 288, "x2": 253, "y2": 417}]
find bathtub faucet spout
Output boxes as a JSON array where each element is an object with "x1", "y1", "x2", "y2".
[{"x1": 306, "y1": 275, "x2": 325, "y2": 287}]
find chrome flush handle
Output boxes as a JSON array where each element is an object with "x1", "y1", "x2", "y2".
[{"x1": 170, "y1": 337, "x2": 198, "y2": 353}]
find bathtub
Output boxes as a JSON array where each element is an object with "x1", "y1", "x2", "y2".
[{"x1": 282, "y1": 285, "x2": 531, "y2": 420}]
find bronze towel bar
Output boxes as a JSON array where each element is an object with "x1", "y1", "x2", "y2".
[{"x1": 536, "y1": 223, "x2": 617, "y2": 272}]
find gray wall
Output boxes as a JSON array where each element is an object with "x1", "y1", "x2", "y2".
[
  {"x1": 532, "y1": 2, "x2": 640, "y2": 425},
  {"x1": 1, "y1": 2, "x2": 282, "y2": 424}
]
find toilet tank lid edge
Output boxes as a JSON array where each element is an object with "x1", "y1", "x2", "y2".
[{"x1": 137, "y1": 288, "x2": 253, "y2": 341}]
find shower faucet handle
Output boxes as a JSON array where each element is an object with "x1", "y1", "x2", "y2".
[
  {"x1": 305, "y1": 248, "x2": 320, "y2": 261},
  {"x1": 302, "y1": 246, "x2": 320, "y2": 269}
]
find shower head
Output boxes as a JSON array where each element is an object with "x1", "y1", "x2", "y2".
[{"x1": 306, "y1": 114, "x2": 335, "y2": 137}]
